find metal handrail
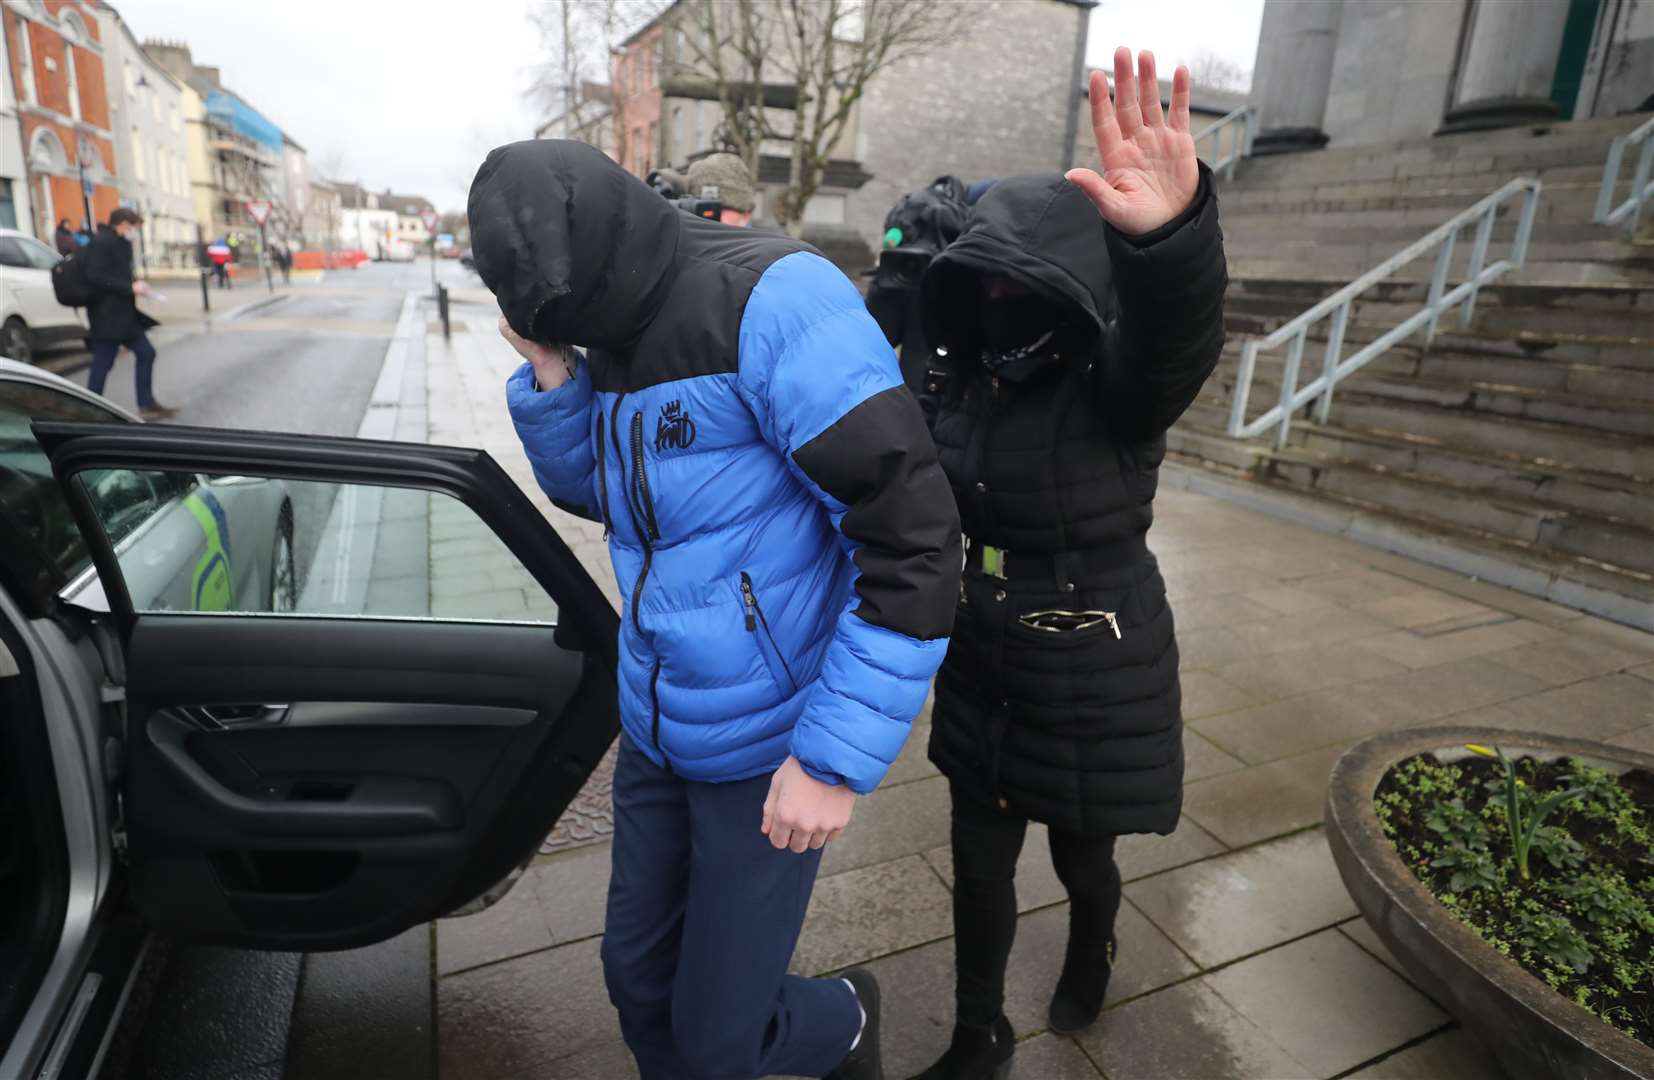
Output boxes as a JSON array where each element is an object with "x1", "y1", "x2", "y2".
[
  {"x1": 1227, "y1": 176, "x2": 1543, "y2": 449},
  {"x1": 1593, "y1": 115, "x2": 1654, "y2": 233},
  {"x1": 1194, "y1": 105, "x2": 1255, "y2": 182}
]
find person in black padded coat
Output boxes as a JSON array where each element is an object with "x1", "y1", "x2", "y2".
[{"x1": 908, "y1": 48, "x2": 1228, "y2": 1080}]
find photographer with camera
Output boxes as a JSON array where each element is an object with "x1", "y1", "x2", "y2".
[{"x1": 650, "y1": 152, "x2": 756, "y2": 227}]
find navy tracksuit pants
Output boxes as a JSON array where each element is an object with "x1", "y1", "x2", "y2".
[{"x1": 602, "y1": 737, "x2": 861, "y2": 1079}]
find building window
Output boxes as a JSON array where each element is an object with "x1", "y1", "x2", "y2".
[
  {"x1": 170, "y1": 105, "x2": 180, "y2": 133},
  {"x1": 133, "y1": 128, "x2": 145, "y2": 183},
  {"x1": 0, "y1": 179, "x2": 16, "y2": 230},
  {"x1": 59, "y1": 12, "x2": 84, "y2": 122},
  {"x1": 646, "y1": 121, "x2": 657, "y2": 172},
  {"x1": 632, "y1": 127, "x2": 644, "y2": 172},
  {"x1": 630, "y1": 54, "x2": 640, "y2": 95},
  {"x1": 801, "y1": 192, "x2": 846, "y2": 225},
  {"x1": 17, "y1": 20, "x2": 37, "y2": 107}
]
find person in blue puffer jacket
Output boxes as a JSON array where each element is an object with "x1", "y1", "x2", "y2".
[{"x1": 469, "y1": 139, "x2": 962, "y2": 1080}]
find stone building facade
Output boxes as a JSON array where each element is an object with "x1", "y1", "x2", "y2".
[
  {"x1": 846, "y1": 0, "x2": 1092, "y2": 248},
  {"x1": 96, "y1": 5, "x2": 195, "y2": 267},
  {"x1": 1250, "y1": 0, "x2": 1654, "y2": 153}
]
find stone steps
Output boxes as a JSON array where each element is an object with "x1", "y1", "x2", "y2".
[
  {"x1": 1203, "y1": 359, "x2": 1654, "y2": 441},
  {"x1": 1179, "y1": 115, "x2": 1654, "y2": 621},
  {"x1": 1168, "y1": 414, "x2": 1654, "y2": 583}
]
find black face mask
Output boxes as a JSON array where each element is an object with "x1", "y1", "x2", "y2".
[{"x1": 978, "y1": 291, "x2": 1062, "y2": 354}]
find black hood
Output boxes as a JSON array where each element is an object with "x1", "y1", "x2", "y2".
[
  {"x1": 919, "y1": 175, "x2": 1113, "y2": 355},
  {"x1": 468, "y1": 139, "x2": 680, "y2": 348}
]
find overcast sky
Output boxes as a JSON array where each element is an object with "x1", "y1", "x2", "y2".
[{"x1": 118, "y1": 0, "x2": 1264, "y2": 213}]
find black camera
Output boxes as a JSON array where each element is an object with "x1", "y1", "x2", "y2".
[{"x1": 646, "y1": 169, "x2": 722, "y2": 221}]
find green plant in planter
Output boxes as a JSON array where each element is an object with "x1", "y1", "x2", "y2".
[{"x1": 1466, "y1": 744, "x2": 1586, "y2": 881}]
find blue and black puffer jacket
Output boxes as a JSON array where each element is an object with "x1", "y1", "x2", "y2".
[{"x1": 469, "y1": 140, "x2": 963, "y2": 793}]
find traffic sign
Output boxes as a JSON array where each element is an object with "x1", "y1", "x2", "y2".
[
  {"x1": 246, "y1": 200, "x2": 272, "y2": 226},
  {"x1": 420, "y1": 208, "x2": 439, "y2": 231}
]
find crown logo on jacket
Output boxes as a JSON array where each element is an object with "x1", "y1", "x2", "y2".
[{"x1": 656, "y1": 400, "x2": 697, "y2": 452}]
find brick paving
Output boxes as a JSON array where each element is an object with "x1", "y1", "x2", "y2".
[{"x1": 414, "y1": 292, "x2": 1654, "y2": 1079}]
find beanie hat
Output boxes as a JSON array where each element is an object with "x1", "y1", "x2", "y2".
[{"x1": 685, "y1": 153, "x2": 755, "y2": 213}]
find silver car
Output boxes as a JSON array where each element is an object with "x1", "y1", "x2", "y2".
[{"x1": 0, "y1": 360, "x2": 618, "y2": 1079}]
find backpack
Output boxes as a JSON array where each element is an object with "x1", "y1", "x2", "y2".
[{"x1": 51, "y1": 250, "x2": 95, "y2": 307}]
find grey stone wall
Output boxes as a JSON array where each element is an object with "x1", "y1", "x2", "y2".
[
  {"x1": 1322, "y1": 0, "x2": 1466, "y2": 146},
  {"x1": 847, "y1": 0, "x2": 1087, "y2": 257}
]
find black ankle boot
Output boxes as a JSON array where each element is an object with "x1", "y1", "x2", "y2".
[
  {"x1": 908, "y1": 1014, "x2": 1014, "y2": 1080},
  {"x1": 1048, "y1": 933, "x2": 1117, "y2": 1035}
]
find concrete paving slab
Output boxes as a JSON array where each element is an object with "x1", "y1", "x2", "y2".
[
  {"x1": 1192, "y1": 684, "x2": 1414, "y2": 766},
  {"x1": 1241, "y1": 584, "x2": 1340, "y2": 616},
  {"x1": 858, "y1": 901, "x2": 1194, "y2": 1076},
  {"x1": 1206, "y1": 930, "x2": 1447, "y2": 1077},
  {"x1": 1182, "y1": 746, "x2": 1347, "y2": 846},
  {"x1": 1459, "y1": 673, "x2": 1654, "y2": 741},
  {"x1": 1005, "y1": 1034, "x2": 1105, "y2": 1077},
  {"x1": 437, "y1": 870, "x2": 557, "y2": 977},
  {"x1": 793, "y1": 855, "x2": 955, "y2": 976},
  {"x1": 1355, "y1": 588, "x2": 1500, "y2": 629},
  {"x1": 1337, "y1": 917, "x2": 1409, "y2": 980},
  {"x1": 1125, "y1": 830, "x2": 1358, "y2": 969},
  {"x1": 821, "y1": 774, "x2": 951, "y2": 877},
  {"x1": 512, "y1": 1040, "x2": 641, "y2": 1079},
  {"x1": 1181, "y1": 670, "x2": 1264, "y2": 721},
  {"x1": 438, "y1": 937, "x2": 619, "y2": 1080},
  {"x1": 1353, "y1": 618, "x2": 1561, "y2": 669},
  {"x1": 1213, "y1": 644, "x2": 1407, "y2": 706},
  {"x1": 1183, "y1": 728, "x2": 1247, "y2": 780},
  {"x1": 1486, "y1": 634, "x2": 1647, "y2": 687},
  {"x1": 1346, "y1": 1026, "x2": 1504, "y2": 1079},
  {"x1": 1164, "y1": 591, "x2": 1279, "y2": 633},
  {"x1": 533, "y1": 842, "x2": 613, "y2": 946},
  {"x1": 1292, "y1": 568, "x2": 1417, "y2": 606},
  {"x1": 1078, "y1": 979, "x2": 1313, "y2": 1079},
  {"x1": 1608, "y1": 724, "x2": 1654, "y2": 754},
  {"x1": 1116, "y1": 820, "x2": 1229, "y2": 882},
  {"x1": 1629, "y1": 662, "x2": 1654, "y2": 684},
  {"x1": 1359, "y1": 655, "x2": 1552, "y2": 724}
]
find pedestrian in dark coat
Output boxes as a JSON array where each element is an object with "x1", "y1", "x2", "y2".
[
  {"x1": 84, "y1": 208, "x2": 175, "y2": 419},
  {"x1": 908, "y1": 49, "x2": 1227, "y2": 1080},
  {"x1": 54, "y1": 219, "x2": 76, "y2": 256}
]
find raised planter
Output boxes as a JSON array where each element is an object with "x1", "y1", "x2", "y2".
[{"x1": 1326, "y1": 726, "x2": 1654, "y2": 1080}]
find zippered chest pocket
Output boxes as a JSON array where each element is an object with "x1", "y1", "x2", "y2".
[{"x1": 741, "y1": 572, "x2": 798, "y2": 697}]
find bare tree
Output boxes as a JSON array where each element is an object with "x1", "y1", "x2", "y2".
[
  {"x1": 1186, "y1": 50, "x2": 1250, "y2": 93},
  {"x1": 533, "y1": 0, "x2": 667, "y2": 153},
  {"x1": 671, "y1": 0, "x2": 949, "y2": 235}
]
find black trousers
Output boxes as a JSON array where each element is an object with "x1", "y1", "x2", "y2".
[{"x1": 949, "y1": 784, "x2": 1121, "y2": 1026}]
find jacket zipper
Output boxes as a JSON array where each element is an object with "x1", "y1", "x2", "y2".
[
  {"x1": 1103, "y1": 612, "x2": 1121, "y2": 639},
  {"x1": 605, "y1": 392, "x2": 665, "y2": 760},
  {"x1": 630, "y1": 411, "x2": 660, "y2": 541},
  {"x1": 614, "y1": 399, "x2": 666, "y2": 757},
  {"x1": 740, "y1": 572, "x2": 796, "y2": 690},
  {"x1": 595, "y1": 413, "x2": 612, "y2": 539}
]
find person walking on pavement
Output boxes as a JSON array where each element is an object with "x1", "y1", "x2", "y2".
[
  {"x1": 908, "y1": 50, "x2": 1227, "y2": 1079},
  {"x1": 84, "y1": 208, "x2": 177, "y2": 420},
  {"x1": 208, "y1": 239, "x2": 232, "y2": 289},
  {"x1": 54, "y1": 218, "x2": 77, "y2": 256},
  {"x1": 470, "y1": 138, "x2": 962, "y2": 1080}
]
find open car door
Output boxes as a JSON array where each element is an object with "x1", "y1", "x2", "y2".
[{"x1": 34, "y1": 420, "x2": 619, "y2": 951}]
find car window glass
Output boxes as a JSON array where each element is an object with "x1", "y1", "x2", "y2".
[
  {"x1": 0, "y1": 382, "x2": 119, "y2": 582},
  {"x1": 72, "y1": 470, "x2": 558, "y2": 622},
  {"x1": 0, "y1": 239, "x2": 29, "y2": 269},
  {"x1": 16, "y1": 237, "x2": 60, "y2": 270}
]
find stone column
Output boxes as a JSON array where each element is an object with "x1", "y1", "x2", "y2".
[
  {"x1": 1441, "y1": 0, "x2": 1572, "y2": 133},
  {"x1": 1248, "y1": 0, "x2": 1344, "y2": 155}
]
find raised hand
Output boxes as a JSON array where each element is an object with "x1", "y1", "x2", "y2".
[{"x1": 1066, "y1": 47, "x2": 1200, "y2": 236}]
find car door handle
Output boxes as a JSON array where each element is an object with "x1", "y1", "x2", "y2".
[{"x1": 148, "y1": 713, "x2": 462, "y2": 836}]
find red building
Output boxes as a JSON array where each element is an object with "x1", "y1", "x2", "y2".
[
  {"x1": 3, "y1": 0, "x2": 119, "y2": 239},
  {"x1": 612, "y1": 22, "x2": 663, "y2": 177}
]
